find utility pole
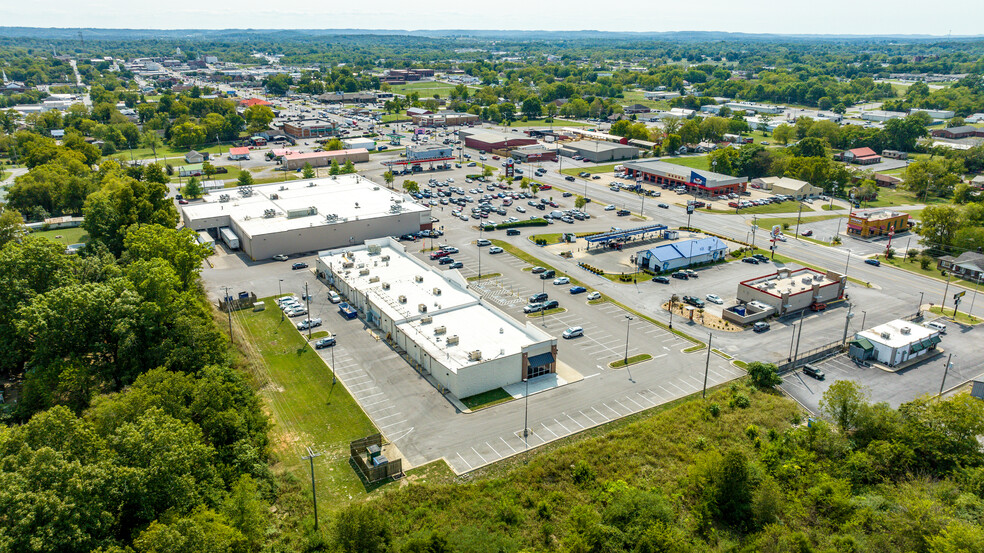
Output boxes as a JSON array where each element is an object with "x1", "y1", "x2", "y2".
[
  {"x1": 523, "y1": 377, "x2": 530, "y2": 451},
  {"x1": 301, "y1": 447, "x2": 323, "y2": 530},
  {"x1": 305, "y1": 282, "x2": 312, "y2": 340},
  {"x1": 917, "y1": 291, "x2": 924, "y2": 317},
  {"x1": 794, "y1": 202, "x2": 803, "y2": 237},
  {"x1": 792, "y1": 308, "x2": 806, "y2": 365},
  {"x1": 841, "y1": 302, "x2": 854, "y2": 344},
  {"x1": 702, "y1": 332, "x2": 711, "y2": 398},
  {"x1": 940, "y1": 271, "x2": 952, "y2": 314},
  {"x1": 938, "y1": 354, "x2": 953, "y2": 398},
  {"x1": 279, "y1": 279, "x2": 284, "y2": 321},
  {"x1": 223, "y1": 286, "x2": 233, "y2": 342}
]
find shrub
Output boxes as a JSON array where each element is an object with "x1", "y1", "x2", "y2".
[
  {"x1": 730, "y1": 393, "x2": 751, "y2": 409},
  {"x1": 571, "y1": 459, "x2": 596, "y2": 485}
]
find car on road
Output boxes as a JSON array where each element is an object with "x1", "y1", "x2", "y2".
[
  {"x1": 562, "y1": 192, "x2": 573, "y2": 197},
  {"x1": 706, "y1": 294, "x2": 724, "y2": 304},
  {"x1": 565, "y1": 175, "x2": 576, "y2": 182},
  {"x1": 449, "y1": 261, "x2": 463, "y2": 269},
  {"x1": 531, "y1": 266, "x2": 546, "y2": 274},
  {"x1": 489, "y1": 246, "x2": 504, "y2": 254},
  {"x1": 604, "y1": 204, "x2": 616, "y2": 211},
  {"x1": 314, "y1": 335, "x2": 336, "y2": 348},
  {"x1": 657, "y1": 203, "x2": 669, "y2": 209},
  {"x1": 864, "y1": 258, "x2": 881, "y2": 266},
  {"x1": 569, "y1": 286, "x2": 587, "y2": 294},
  {"x1": 753, "y1": 322, "x2": 770, "y2": 333},
  {"x1": 296, "y1": 318, "x2": 322, "y2": 330},
  {"x1": 803, "y1": 364, "x2": 825, "y2": 380},
  {"x1": 586, "y1": 291, "x2": 602, "y2": 300},
  {"x1": 272, "y1": 254, "x2": 289, "y2": 261},
  {"x1": 742, "y1": 257, "x2": 760, "y2": 264},
  {"x1": 292, "y1": 262, "x2": 308, "y2": 270},
  {"x1": 523, "y1": 302, "x2": 544, "y2": 314},
  {"x1": 652, "y1": 276, "x2": 670, "y2": 284},
  {"x1": 553, "y1": 276, "x2": 570, "y2": 285},
  {"x1": 562, "y1": 326, "x2": 584, "y2": 339},
  {"x1": 178, "y1": 199, "x2": 189, "y2": 204},
  {"x1": 506, "y1": 229, "x2": 521, "y2": 236},
  {"x1": 671, "y1": 272, "x2": 689, "y2": 280}
]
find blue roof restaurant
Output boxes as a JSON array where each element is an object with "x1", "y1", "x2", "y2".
[
  {"x1": 636, "y1": 237, "x2": 728, "y2": 273},
  {"x1": 622, "y1": 160, "x2": 748, "y2": 198}
]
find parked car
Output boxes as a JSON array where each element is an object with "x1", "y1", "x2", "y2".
[
  {"x1": 489, "y1": 246, "x2": 504, "y2": 254},
  {"x1": 586, "y1": 291, "x2": 602, "y2": 300},
  {"x1": 477, "y1": 238, "x2": 491, "y2": 246},
  {"x1": 292, "y1": 262, "x2": 308, "y2": 270},
  {"x1": 553, "y1": 276, "x2": 570, "y2": 285},
  {"x1": 803, "y1": 364, "x2": 825, "y2": 380},
  {"x1": 683, "y1": 296, "x2": 705, "y2": 308},
  {"x1": 752, "y1": 254, "x2": 769, "y2": 262},
  {"x1": 801, "y1": 230, "x2": 814, "y2": 237},
  {"x1": 604, "y1": 204, "x2": 616, "y2": 211},
  {"x1": 706, "y1": 294, "x2": 724, "y2": 304},
  {"x1": 742, "y1": 257, "x2": 760, "y2": 264},
  {"x1": 569, "y1": 286, "x2": 587, "y2": 294},
  {"x1": 439, "y1": 257, "x2": 455, "y2": 265},
  {"x1": 540, "y1": 270, "x2": 556, "y2": 279},
  {"x1": 652, "y1": 276, "x2": 670, "y2": 284},
  {"x1": 810, "y1": 302, "x2": 827, "y2": 312},
  {"x1": 523, "y1": 302, "x2": 544, "y2": 314},
  {"x1": 926, "y1": 321, "x2": 947, "y2": 334},
  {"x1": 272, "y1": 254, "x2": 289, "y2": 261},
  {"x1": 671, "y1": 272, "x2": 689, "y2": 280},
  {"x1": 506, "y1": 229, "x2": 521, "y2": 236},
  {"x1": 328, "y1": 291, "x2": 341, "y2": 304},
  {"x1": 449, "y1": 261, "x2": 463, "y2": 269},
  {"x1": 314, "y1": 335, "x2": 336, "y2": 348},
  {"x1": 753, "y1": 322, "x2": 771, "y2": 333},
  {"x1": 531, "y1": 266, "x2": 546, "y2": 274},
  {"x1": 864, "y1": 258, "x2": 881, "y2": 266},
  {"x1": 296, "y1": 318, "x2": 322, "y2": 330},
  {"x1": 543, "y1": 300, "x2": 560, "y2": 310},
  {"x1": 529, "y1": 292, "x2": 549, "y2": 303},
  {"x1": 562, "y1": 326, "x2": 584, "y2": 339}
]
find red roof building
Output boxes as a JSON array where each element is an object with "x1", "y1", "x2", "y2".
[
  {"x1": 228, "y1": 147, "x2": 251, "y2": 160},
  {"x1": 239, "y1": 98, "x2": 272, "y2": 108},
  {"x1": 842, "y1": 147, "x2": 882, "y2": 165}
]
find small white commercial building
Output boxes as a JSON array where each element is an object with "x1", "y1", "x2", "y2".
[
  {"x1": 179, "y1": 175, "x2": 431, "y2": 260},
  {"x1": 317, "y1": 238, "x2": 557, "y2": 399},
  {"x1": 850, "y1": 319, "x2": 942, "y2": 367}
]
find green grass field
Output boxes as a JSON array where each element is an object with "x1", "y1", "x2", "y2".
[
  {"x1": 30, "y1": 226, "x2": 89, "y2": 245},
  {"x1": 232, "y1": 301, "x2": 381, "y2": 508},
  {"x1": 754, "y1": 213, "x2": 844, "y2": 229},
  {"x1": 662, "y1": 155, "x2": 711, "y2": 171},
  {"x1": 461, "y1": 388, "x2": 513, "y2": 410},
  {"x1": 734, "y1": 201, "x2": 811, "y2": 215},
  {"x1": 858, "y1": 187, "x2": 949, "y2": 208},
  {"x1": 386, "y1": 82, "x2": 461, "y2": 98},
  {"x1": 620, "y1": 90, "x2": 671, "y2": 110}
]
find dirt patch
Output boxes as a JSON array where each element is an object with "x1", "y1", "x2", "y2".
[{"x1": 662, "y1": 302, "x2": 742, "y2": 333}]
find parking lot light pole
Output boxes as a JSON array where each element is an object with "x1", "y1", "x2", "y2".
[
  {"x1": 623, "y1": 315, "x2": 633, "y2": 366},
  {"x1": 841, "y1": 302, "x2": 854, "y2": 344},
  {"x1": 787, "y1": 322, "x2": 797, "y2": 362},
  {"x1": 305, "y1": 283, "x2": 312, "y2": 340},
  {"x1": 844, "y1": 249, "x2": 852, "y2": 276},
  {"x1": 279, "y1": 279, "x2": 284, "y2": 321},
  {"x1": 541, "y1": 278, "x2": 547, "y2": 326},
  {"x1": 938, "y1": 354, "x2": 954, "y2": 398},
  {"x1": 702, "y1": 332, "x2": 712, "y2": 398},
  {"x1": 860, "y1": 310, "x2": 867, "y2": 330},
  {"x1": 793, "y1": 309, "x2": 806, "y2": 365},
  {"x1": 523, "y1": 377, "x2": 529, "y2": 445}
]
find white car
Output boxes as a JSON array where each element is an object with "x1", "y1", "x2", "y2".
[
  {"x1": 489, "y1": 246, "x2": 504, "y2": 254},
  {"x1": 587, "y1": 291, "x2": 602, "y2": 300},
  {"x1": 706, "y1": 294, "x2": 724, "y2": 304},
  {"x1": 296, "y1": 318, "x2": 322, "y2": 330},
  {"x1": 604, "y1": 204, "x2": 616, "y2": 211},
  {"x1": 272, "y1": 254, "x2": 289, "y2": 261},
  {"x1": 328, "y1": 291, "x2": 341, "y2": 304},
  {"x1": 553, "y1": 276, "x2": 570, "y2": 285},
  {"x1": 516, "y1": 206, "x2": 526, "y2": 213}
]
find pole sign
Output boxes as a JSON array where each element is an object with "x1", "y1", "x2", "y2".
[{"x1": 955, "y1": 291, "x2": 966, "y2": 300}]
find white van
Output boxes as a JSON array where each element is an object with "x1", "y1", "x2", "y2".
[
  {"x1": 562, "y1": 326, "x2": 584, "y2": 339},
  {"x1": 476, "y1": 238, "x2": 491, "y2": 246},
  {"x1": 926, "y1": 321, "x2": 947, "y2": 334}
]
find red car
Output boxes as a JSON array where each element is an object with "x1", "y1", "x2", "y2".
[
  {"x1": 492, "y1": 155, "x2": 500, "y2": 160},
  {"x1": 801, "y1": 230, "x2": 814, "y2": 237},
  {"x1": 539, "y1": 184, "x2": 552, "y2": 190},
  {"x1": 429, "y1": 250, "x2": 450, "y2": 260},
  {"x1": 178, "y1": 199, "x2": 189, "y2": 205}
]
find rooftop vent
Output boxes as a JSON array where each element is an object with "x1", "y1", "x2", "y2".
[
  {"x1": 359, "y1": 268, "x2": 369, "y2": 276},
  {"x1": 433, "y1": 288, "x2": 442, "y2": 296},
  {"x1": 368, "y1": 276, "x2": 379, "y2": 283},
  {"x1": 382, "y1": 282, "x2": 390, "y2": 290},
  {"x1": 418, "y1": 303, "x2": 427, "y2": 313},
  {"x1": 900, "y1": 326, "x2": 911, "y2": 335},
  {"x1": 398, "y1": 295, "x2": 407, "y2": 303},
  {"x1": 434, "y1": 325, "x2": 446, "y2": 335},
  {"x1": 421, "y1": 316, "x2": 433, "y2": 324},
  {"x1": 381, "y1": 255, "x2": 390, "y2": 262},
  {"x1": 415, "y1": 275, "x2": 424, "y2": 283},
  {"x1": 468, "y1": 350, "x2": 482, "y2": 361},
  {"x1": 880, "y1": 331, "x2": 892, "y2": 340},
  {"x1": 447, "y1": 335, "x2": 459, "y2": 346}
]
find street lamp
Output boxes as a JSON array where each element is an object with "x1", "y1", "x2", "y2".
[
  {"x1": 523, "y1": 376, "x2": 530, "y2": 451},
  {"x1": 623, "y1": 315, "x2": 633, "y2": 365},
  {"x1": 278, "y1": 279, "x2": 284, "y2": 321},
  {"x1": 668, "y1": 297, "x2": 675, "y2": 329}
]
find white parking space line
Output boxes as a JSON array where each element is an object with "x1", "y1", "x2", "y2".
[
  {"x1": 362, "y1": 398, "x2": 393, "y2": 407},
  {"x1": 540, "y1": 423, "x2": 559, "y2": 438},
  {"x1": 485, "y1": 441, "x2": 502, "y2": 458},
  {"x1": 456, "y1": 451, "x2": 473, "y2": 470},
  {"x1": 375, "y1": 412, "x2": 403, "y2": 420},
  {"x1": 554, "y1": 418, "x2": 571, "y2": 433},
  {"x1": 614, "y1": 398, "x2": 635, "y2": 411},
  {"x1": 357, "y1": 391, "x2": 385, "y2": 400},
  {"x1": 603, "y1": 402, "x2": 623, "y2": 417},
  {"x1": 500, "y1": 436, "x2": 517, "y2": 453},
  {"x1": 591, "y1": 406, "x2": 611, "y2": 421},
  {"x1": 567, "y1": 414, "x2": 585, "y2": 428},
  {"x1": 380, "y1": 419, "x2": 408, "y2": 429},
  {"x1": 580, "y1": 410, "x2": 598, "y2": 425},
  {"x1": 636, "y1": 392, "x2": 655, "y2": 406}
]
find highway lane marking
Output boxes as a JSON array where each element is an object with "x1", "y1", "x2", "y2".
[{"x1": 456, "y1": 451, "x2": 473, "y2": 470}]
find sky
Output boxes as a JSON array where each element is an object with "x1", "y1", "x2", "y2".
[{"x1": 2, "y1": 0, "x2": 982, "y2": 37}]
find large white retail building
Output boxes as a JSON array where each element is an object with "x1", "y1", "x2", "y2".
[
  {"x1": 180, "y1": 175, "x2": 431, "y2": 260},
  {"x1": 316, "y1": 238, "x2": 558, "y2": 399}
]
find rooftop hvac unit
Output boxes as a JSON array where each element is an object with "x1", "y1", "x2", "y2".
[
  {"x1": 802, "y1": 277, "x2": 812, "y2": 284},
  {"x1": 880, "y1": 331, "x2": 891, "y2": 339},
  {"x1": 359, "y1": 268, "x2": 370, "y2": 276},
  {"x1": 381, "y1": 255, "x2": 390, "y2": 262},
  {"x1": 901, "y1": 326, "x2": 911, "y2": 335},
  {"x1": 373, "y1": 186, "x2": 380, "y2": 191},
  {"x1": 342, "y1": 261, "x2": 354, "y2": 269},
  {"x1": 270, "y1": 193, "x2": 279, "y2": 200},
  {"x1": 418, "y1": 303, "x2": 427, "y2": 313},
  {"x1": 468, "y1": 350, "x2": 482, "y2": 361},
  {"x1": 433, "y1": 288, "x2": 442, "y2": 296},
  {"x1": 369, "y1": 276, "x2": 379, "y2": 283},
  {"x1": 398, "y1": 295, "x2": 407, "y2": 303},
  {"x1": 367, "y1": 244, "x2": 382, "y2": 255},
  {"x1": 447, "y1": 335, "x2": 459, "y2": 346},
  {"x1": 382, "y1": 282, "x2": 391, "y2": 290},
  {"x1": 434, "y1": 325, "x2": 446, "y2": 335},
  {"x1": 421, "y1": 316, "x2": 433, "y2": 324},
  {"x1": 415, "y1": 275, "x2": 424, "y2": 283}
]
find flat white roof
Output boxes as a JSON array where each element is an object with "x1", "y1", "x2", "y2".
[
  {"x1": 398, "y1": 305, "x2": 543, "y2": 372},
  {"x1": 858, "y1": 319, "x2": 937, "y2": 349},
  {"x1": 180, "y1": 175, "x2": 428, "y2": 237}
]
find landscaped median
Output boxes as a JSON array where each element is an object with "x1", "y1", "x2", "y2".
[
  {"x1": 461, "y1": 387, "x2": 513, "y2": 411},
  {"x1": 466, "y1": 272, "x2": 501, "y2": 282},
  {"x1": 927, "y1": 305, "x2": 982, "y2": 325},
  {"x1": 231, "y1": 298, "x2": 380, "y2": 505},
  {"x1": 609, "y1": 354, "x2": 653, "y2": 369}
]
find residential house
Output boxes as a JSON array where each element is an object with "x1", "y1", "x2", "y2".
[{"x1": 937, "y1": 251, "x2": 984, "y2": 282}]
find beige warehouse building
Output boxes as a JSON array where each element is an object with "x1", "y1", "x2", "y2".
[
  {"x1": 180, "y1": 176, "x2": 431, "y2": 261},
  {"x1": 282, "y1": 148, "x2": 370, "y2": 170},
  {"x1": 752, "y1": 177, "x2": 824, "y2": 199}
]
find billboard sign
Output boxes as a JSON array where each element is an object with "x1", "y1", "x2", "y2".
[{"x1": 690, "y1": 171, "x2": 707, "y2": 186}]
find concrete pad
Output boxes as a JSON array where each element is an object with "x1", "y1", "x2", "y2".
[{"x1": 503, "y1": 372, "x2": 568, "y2": 398}]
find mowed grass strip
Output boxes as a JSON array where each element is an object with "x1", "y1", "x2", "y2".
[
  {"x1": 232, "y1": 299, "x2": 379, "y2": 508},
  {"x1": 461, "y1": 387, "x2": 514, "y2": 411}
]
